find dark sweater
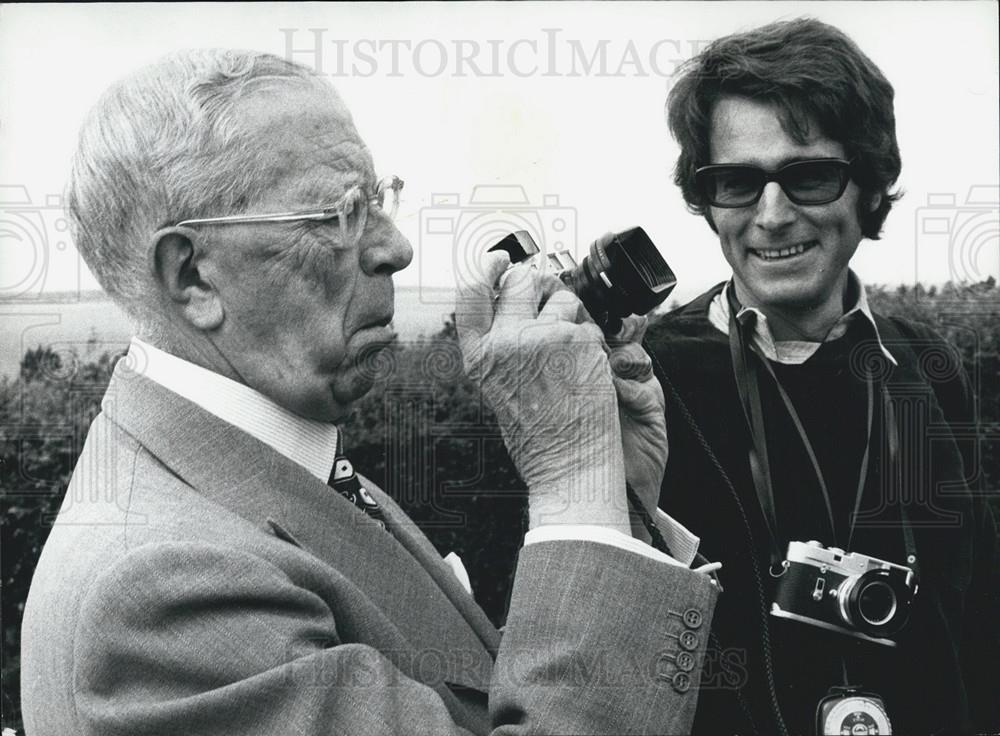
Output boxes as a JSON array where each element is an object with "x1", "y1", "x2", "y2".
[{"x1": 646, "y1": 283, "x2": 999, "y2": 736}]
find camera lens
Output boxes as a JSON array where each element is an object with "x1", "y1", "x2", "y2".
[
  {"x1": 857, "y1": 580, "x2": 897, "y2": 626},
  {"x1": 488, "y1": 227, "x2": 676, "y2": 333},
  {"x1": 571, "y1": 227, "x2": 676, "y2": 332},
  {"x1": 839, "y1": 569, "x2": 912, "y2": 637}
]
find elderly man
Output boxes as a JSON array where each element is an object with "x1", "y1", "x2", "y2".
[
  {"x1": 646, "y1": 18, "x2": 999, "y2": 735},
  {"x1": 20, "y1": 50, "x2": 718, "y2": 735}
]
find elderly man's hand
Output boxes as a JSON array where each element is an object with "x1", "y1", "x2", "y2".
[
  {"x1": 456, "y1": 252, "x2": 629, "y2": 532},
  {"x1": 607, "y1": 316, "x2": 667, "y2": 539}
]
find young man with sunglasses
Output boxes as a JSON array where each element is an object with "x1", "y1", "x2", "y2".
[{"x1": 646, "y1": 18, "x2": 999, "y2": 735}]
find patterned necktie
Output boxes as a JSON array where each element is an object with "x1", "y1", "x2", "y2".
[{"x1": 328, "y1": 433, "x2": 389, "y2": 532}]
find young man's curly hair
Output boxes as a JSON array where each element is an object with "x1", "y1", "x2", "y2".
[{"x1": 667, "y1": 18, "x2": 902, "y2": 239}]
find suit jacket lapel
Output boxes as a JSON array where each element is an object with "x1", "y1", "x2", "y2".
[{"x1": 104, "y1": 365, "x2": 495, "y2": 692}]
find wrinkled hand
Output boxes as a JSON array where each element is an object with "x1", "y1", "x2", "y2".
[
  {"x1": 455, "y1": 252, "x2": 629, "y2": 531},
  {"x1": 607, "y1": 315, "x2": 667, "y2": 537}
]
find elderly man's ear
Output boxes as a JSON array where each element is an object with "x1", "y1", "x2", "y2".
[{"x1": 151, "y1": 227, "x2": 225, "y2": 331}]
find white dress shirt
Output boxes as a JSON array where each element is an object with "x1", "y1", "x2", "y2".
[
  {"x1": 131, "y1": 338, "x2": 340, "y2": 480},
  {"x1": 708, "y1": 271, "x2": 897, "y2": 366},
  {"x1": 128, "y1": 338, "x2": 701, "y2": 574}
]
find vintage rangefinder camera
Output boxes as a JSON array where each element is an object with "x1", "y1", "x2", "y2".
[
  {"x1": 771, "y1": 541, "x2": 918, "y2": 647},
  {"x1": 488, "y1": 227, "x2": 676, "y2": 334}
]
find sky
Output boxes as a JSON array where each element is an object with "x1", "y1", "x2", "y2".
[{"x1": 1, "y1": 1, "x2": 998, "y2": 309}]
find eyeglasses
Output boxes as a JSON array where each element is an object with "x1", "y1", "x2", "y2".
[
  {"x1": 174, "y1": 174, "x2": 404, "y2": 245},
  {"x1": 694, "y1": 158, "x2": 853, "y2": 208}
]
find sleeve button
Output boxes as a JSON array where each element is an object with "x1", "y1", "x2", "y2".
[
  {"x1": 675, "y1": 651, "x2": 695, "y2": 672},
  {"x1": 679, "y1": 631, "x2": 699, "y2": 651},
  {"x1": 655, "y1": 654, "x2": 672, "y2": 680},
  {"x1": 683, "y1": 608, "x2": 703, "y2": 629},
  {"x1": 672, "y1": 671, "x2": 691, "y2": 693}
]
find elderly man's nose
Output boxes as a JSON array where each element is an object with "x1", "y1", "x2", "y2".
[
  {"x1": 754, "y1": 181, "x2": 797, "y2": 230},
  {"x1": 365, "y1": 222, "x2": 413, "y2": 276}
]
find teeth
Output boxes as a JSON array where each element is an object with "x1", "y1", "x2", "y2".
[{"x1": 754, "y1": 242, "x2": 813, "y2": 260}]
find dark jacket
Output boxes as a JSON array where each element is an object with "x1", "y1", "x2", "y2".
[{"x1": 646, "y1": 283, "x2": 999, "y2": 736}]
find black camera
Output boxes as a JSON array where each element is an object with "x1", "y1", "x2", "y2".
[
  {"x1": 771, "y1": 541, "x2": 917, "y2": 647},
  {"x1": 488, "y1": 227, "x2": 676, "y2": 334}
]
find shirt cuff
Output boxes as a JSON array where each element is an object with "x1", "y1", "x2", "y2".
[
  {"x1": 524, "y1": 525, "x2": 688, "y2": 567},
  {"x1": 654, "y1": 508, "x2": 700, "y2": 567}
]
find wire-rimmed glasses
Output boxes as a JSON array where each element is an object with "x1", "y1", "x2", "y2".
[{"x1": 174, "y1": 175, "x2": 404, "y2": 246}]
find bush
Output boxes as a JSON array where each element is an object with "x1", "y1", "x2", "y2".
[{"x1": 2, "y1": 346, "x2": 120, "y2": 730}]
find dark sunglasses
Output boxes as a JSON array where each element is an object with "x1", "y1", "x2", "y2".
[{"x1": 694, "y1": 158, "x2": 853, "y2": 208}]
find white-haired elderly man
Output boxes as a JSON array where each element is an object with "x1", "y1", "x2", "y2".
[{"x1": 21, "y1": 50, "x2": 718, "y2": 736}]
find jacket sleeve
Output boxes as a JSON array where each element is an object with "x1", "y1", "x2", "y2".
[
  {"x1": 74, "y1": 538, "x2": 718, "y2": 736},
  {"x1": 494, "y1": 540, "x2": 719, "y2": 735}
]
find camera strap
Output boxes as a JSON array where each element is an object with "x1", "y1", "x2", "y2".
[{"x1": 726, "y1": 287, "x2": 878, "y2": 569}]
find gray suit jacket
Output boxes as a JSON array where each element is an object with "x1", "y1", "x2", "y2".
[{"x1": 21, "y1": 361, "x2": 719, "y2": 735}]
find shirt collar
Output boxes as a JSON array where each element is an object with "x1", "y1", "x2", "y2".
[
  {"x1": 128, "y1": 337, "x2": 339, "y2": 482},
  {"x1": 707, "y1": 272, "x2": 897, "y2": 366}
]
